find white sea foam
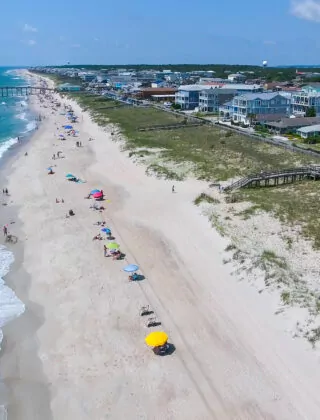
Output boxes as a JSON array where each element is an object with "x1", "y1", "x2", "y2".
[
  {"x1": 0, "y1": 138, "x2": 18, "y2": 159},
  {"x1": 0, "y1": 245, "x2": 25, "y2": 348},
  {"x1": 25, "y1": 121, "x2": 36, "y2": 132},
  {"x1": 19, "y1": 100, "x2": 28, "y2": 107},
  {"x1": 16, "y1": 112, "x2": 27, "y2": 121}
]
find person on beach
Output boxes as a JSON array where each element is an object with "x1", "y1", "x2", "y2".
[
  {"x1": 3, "y1": 225, "x2": 7, "y2": 237},
  {"x1": 172, "y1": 185, "x2": 175, "y2": 193},
  {"x1": 103, "y1": 244, "x2": 108, "y2": 257},
  {"x1": 5, "y1": 188, "x2": 8, "y2": 195}
]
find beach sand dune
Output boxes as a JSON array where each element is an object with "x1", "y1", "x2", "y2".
[{"x1": 1, "y1": 87, "x2": 320, "y2": 419}]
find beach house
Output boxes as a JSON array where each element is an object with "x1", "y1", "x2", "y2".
[
  {"x1": 296, "y1": 124, "x2": 320, "y2": 139},
  {"x1": 221, "y1": 92, "x2": 290, "y2": 124},
  {"x1": 175, "y1": 85, "x2": 209, "y2": 110},
  {"x1": 198, "y1": 87, "x2": 236, "y2": 113},
  {"x1": 291, "y1": 84, "x2": 320, "y2": 116},
  {"x1": 227, "y1": 73, "x2": 246, "y2": 83}
]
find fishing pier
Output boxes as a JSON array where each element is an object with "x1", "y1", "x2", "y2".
[{"x1": 0, "y1": 86, "x2": 54, "y2": 97}]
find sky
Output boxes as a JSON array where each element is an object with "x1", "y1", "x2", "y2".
[{"x1": 1, "y1": 0, "x2": 320, "y2": 66}]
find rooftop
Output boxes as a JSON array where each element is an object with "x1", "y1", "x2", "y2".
[
  {"x1": 200, "y1": 87, "x2": 237, "y2": 94},
  {"x1": 221, "y1": 84, "x2": 262, "y2": 90},
  {"x1": 267, "y1": 117, "x2": 320, "y2": 129},
  {"x1": 177, "y1": 84, "x2": 213, "y2": 91},
  {"x1": 297, "y1": 124, "x2": 320, "y2": 133},
  {"x1": 235, "y1": 92, "x2": 287, "y2": 101}
]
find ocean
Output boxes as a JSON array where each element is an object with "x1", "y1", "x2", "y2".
[{"x1": 0, "y1": 67, "x2": 35, "y2": 348}]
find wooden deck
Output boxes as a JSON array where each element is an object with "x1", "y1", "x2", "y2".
[{"x1": 225, "y1": 166, "x2": 320, "y2": 191}]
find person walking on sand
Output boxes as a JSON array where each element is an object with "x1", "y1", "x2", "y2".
[
  {"x1": 103, "y1": 244, "x2": 108, "y2": 257},
  {"x1": 3, "y1": 225, "x2": 7, "y2": 237},
  {"x1": 172, "y1": 185, "x2": 175, "y2": 193},
  {"x1": 5, "y1": 188, "x2": 8, "y2": 195}
]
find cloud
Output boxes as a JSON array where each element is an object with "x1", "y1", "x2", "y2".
[
  {"x1": 263, "y1": 40, "x2": 276, "y2": 45},
  {"x1": 23, "y1": 23, "x2": 38, "y2": 32},
  {"x1": 21, "y1": 39, "x2": 36, "y2": 46},
  {"x1": 93, "y1": 37, "x2": 99, "y2": 42},
  {"x1": 291, "y1": 0, "x2": 320, "y2": 22},
  {"x1": 70, "y1": 43, "x2": 80, "y2": 48}
]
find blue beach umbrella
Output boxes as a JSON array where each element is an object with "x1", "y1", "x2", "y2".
[
  {"x1": 64, "y1": 125, "x2": 73, "y2": 129},
  {"x1": 101, "y1": 228, "x2": 111, "y2": 234},
  {"x1": 90, "y1": 189, "x2": 100, "y2": 195},
  {"x1": 66, "y1": 173, "x2": 75, "y2": 179},
  {"x1": 123, "y1": 264, "x2": 139, "y2": 273}
]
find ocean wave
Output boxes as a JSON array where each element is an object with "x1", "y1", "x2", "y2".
[
  {"x1": 0, "y1": 245, "x2": 25, "y2": 348},
  {"x1": 0, "y1": 138, "x2": 19, "y2": 159},
  {"x1": 19, "y1": 100, "x2": 28, "y2": 107},
  {"x1": 25, "y1": 121, "x2": 37, "y2": 132},
  {"x1": 16, "y1": 112, "x2": 27, "y2": 121}
]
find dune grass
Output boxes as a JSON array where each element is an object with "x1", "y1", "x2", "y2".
[
  {"x1": 69, "y1": 93, "x2": 320, "y2": 182},
  {"x1": 68, "y1": 92, "x2": 320, "y2": 247}
]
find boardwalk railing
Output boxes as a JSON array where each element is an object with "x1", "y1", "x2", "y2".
[{"x1": 225, "y1": 166, "x2": 320, "y2": 191}]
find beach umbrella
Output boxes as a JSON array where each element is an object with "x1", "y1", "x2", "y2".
[
  {"x1": 64, "y1": 125, "x2": 73, "y2": 129},
  {"x1": 123, "y1": 264, "x2": 139, "y2": 273},
  {"x1": 145, "y1": 332, "x2": 168, "y2": 347},
  {"x1": 101, "y1": 228, "x2": 111, "y2": 234},
  {"x1": 93, "y1": 192, "x2": 103, "y2": 199},
  {"x1": 106, "y1": 242, "x2": 120, "y2": 250},
  {"x1": 65, "y1": 173, "x2": 75, "y2": 179},
  {"x1": 90, "y1": 189, "x2": 100, "y2": 195}
]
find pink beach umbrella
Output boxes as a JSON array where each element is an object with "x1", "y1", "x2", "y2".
[{"x1": 93, "y1": 192, "x2": 103, "y2": 199}]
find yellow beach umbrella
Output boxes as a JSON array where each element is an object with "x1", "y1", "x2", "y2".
[
  {"x1": 145, "y1": 331, "x2": 168, "y2": 347},
  {"x1": 106, "y1": 242, "x2": 120, "y2": 250}
]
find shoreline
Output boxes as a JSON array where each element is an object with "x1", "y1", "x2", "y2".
[
  {"x1": 1, "y1": 71, "x2": 320, "y2": 418},
  {"x1": 0, "y1": 73, "x2": 54, "y2": 418}
]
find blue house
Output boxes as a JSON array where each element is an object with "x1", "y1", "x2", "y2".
[
  {"x1": 220, "y1": 92, "x2": 290, "y2": 124},
  {"x1": 175, "y1": 85, "x2": 208, "y2": 110}
]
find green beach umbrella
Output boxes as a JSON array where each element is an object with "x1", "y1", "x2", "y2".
[{"x1": 106, "y1": 242, "x2": 120, "y2": 250}]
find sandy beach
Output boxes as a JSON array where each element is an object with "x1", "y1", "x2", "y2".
[{"x1": 2, "y1": 72, "x2": 320, "y2": 419}]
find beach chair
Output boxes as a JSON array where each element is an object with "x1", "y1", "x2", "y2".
[
  {"x1": 146, "y1": 317, "x2": 159, "y2": 328},
  {"x1": 140, "y1": 305, "x2": 150, "y2": 316}
]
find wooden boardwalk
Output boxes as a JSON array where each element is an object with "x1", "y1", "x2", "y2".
[
  {"x1": 225, "y1": 166, "x2": 320, "y2": 191},
  {"x1": 0, "y1": 86, "x2": 54, "y2": 97}
]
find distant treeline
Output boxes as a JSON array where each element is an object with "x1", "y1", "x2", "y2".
[{"x1": 41, "y1": 64, "x2": 320, "y2": 83}]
